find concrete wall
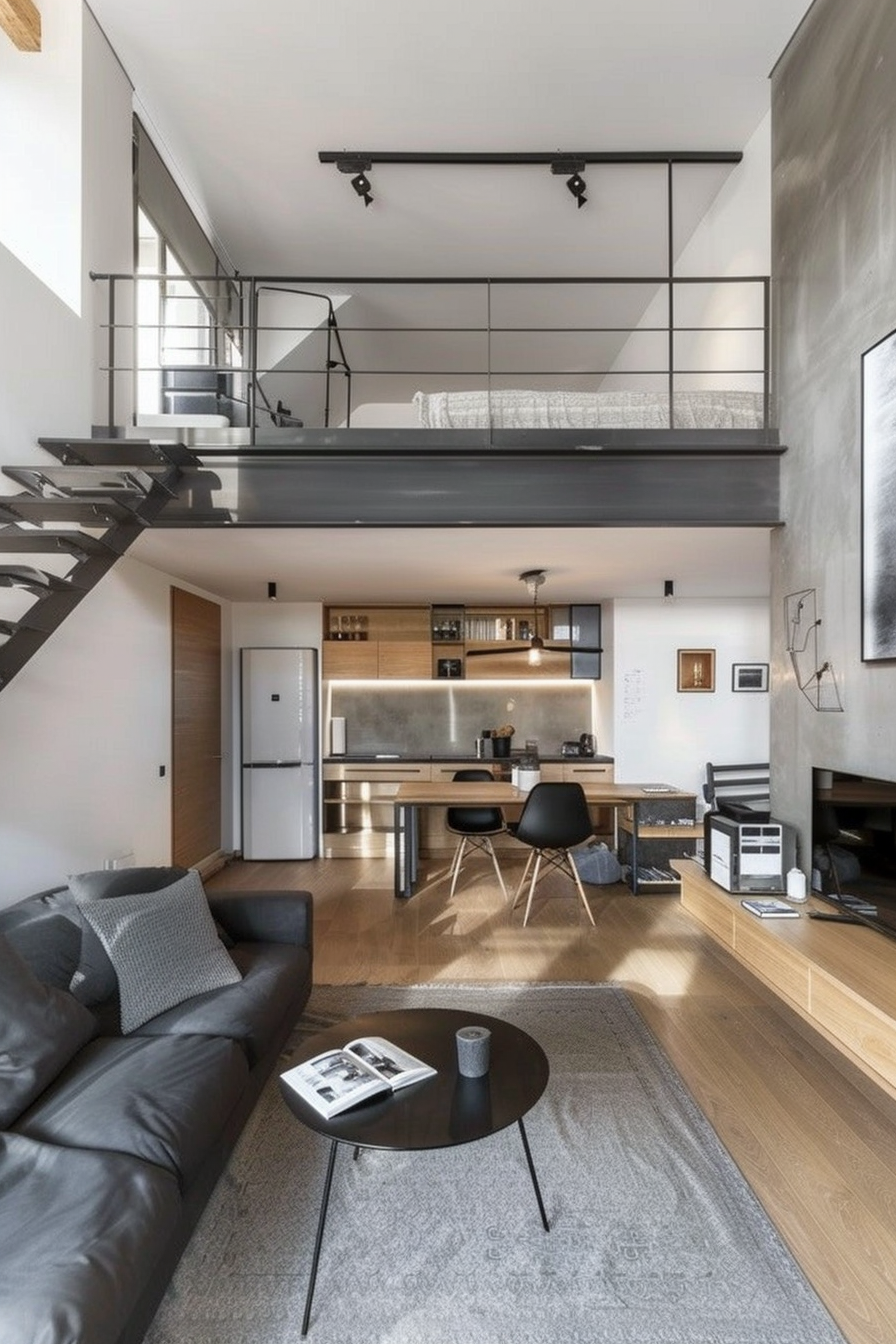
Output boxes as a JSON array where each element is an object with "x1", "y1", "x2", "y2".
[{"x1": 771, "y1": 0, "x2": 896, "y2": 862}]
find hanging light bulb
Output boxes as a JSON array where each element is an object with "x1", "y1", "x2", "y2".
[{"x1": 520, "y1": 569, "x2": 547, "y2": 667}]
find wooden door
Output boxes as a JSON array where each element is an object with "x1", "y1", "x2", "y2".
[{"x1": 171, "y1": 587, "x2": 222, "y2": 866}]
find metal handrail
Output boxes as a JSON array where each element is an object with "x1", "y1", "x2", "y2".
[{"x1": 90, "y1": 272, "x2": 772, "y2": 440}]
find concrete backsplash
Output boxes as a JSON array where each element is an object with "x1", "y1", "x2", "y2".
[
  {"x1": 771, "y1": 0, "x2": 896, "y2": 860},
  {"x1": 326, "y1": 683, "x2": 595, "y2": 758}
]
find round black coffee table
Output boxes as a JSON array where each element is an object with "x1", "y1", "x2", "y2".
[{"x1": 280, "y1": 1007, "x2": 550, "y2": 1335}]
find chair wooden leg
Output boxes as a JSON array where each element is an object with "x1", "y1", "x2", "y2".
[
  {"x1": 522, "y1": 853, "x2": 543, "y2": 927},
  {"x1": 448, "y1": 836, "x2": 467, "y2": 898},
  {"x1": 513, "y1": 851, "x2": 535, "y2": 907},
  {"x1": 484, "y1": 837, "x2": 508, "y2": 900},
  {"x1": 564, "y1": 849, "x2": 596, "y2": 926}
]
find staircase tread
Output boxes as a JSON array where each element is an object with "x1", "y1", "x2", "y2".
[
  {"x1": 38, "y1": 437, "x2": 199, "y2": 468},
  {"x1": 0, "y1": 530, "x2": 113, "y2": 555}
]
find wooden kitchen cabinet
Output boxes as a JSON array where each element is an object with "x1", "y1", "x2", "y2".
[
  {"x1": 377, "y1": 641, "x2": 432, "y2": 679},
  {"x1": 323, "y1": 606, "x2": 431, "y2": 680},
  {"x1": 322, "y1": 602, "x2": 601, "y2": 681},
  {"x1": 322, "y1": 641, "x2": 378, "y2": 679}
]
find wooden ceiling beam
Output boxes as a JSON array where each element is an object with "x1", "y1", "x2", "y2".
[{"x1": 0, "y1": 0, "x2": 41, "y2": 52}]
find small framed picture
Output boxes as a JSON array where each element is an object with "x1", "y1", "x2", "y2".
[
  {"x1": 677, "y1": 648, "x2": 715, "y2": 692},
  {"x1": 732, "y1": 662, "x2": 769, "y2": 692}
]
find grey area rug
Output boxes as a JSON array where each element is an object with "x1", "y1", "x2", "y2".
[{"x1": 145, "y1": 984, "x2": 846, "y2": 1344}]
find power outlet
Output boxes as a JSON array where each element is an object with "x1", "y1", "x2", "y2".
[{"x1": 103, "y1": 852, "x2": 135, "y2": 872}]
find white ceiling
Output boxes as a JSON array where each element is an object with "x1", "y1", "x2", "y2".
[
  {"x1": 87, "y1": 0, "x2": 813, "y2": 278},
  {"x1": 131, "y1": 526, "x2": 773, "y2": 605},
  {"x1": 85, "y1": 0, "x2": 810, "y2": 605}
]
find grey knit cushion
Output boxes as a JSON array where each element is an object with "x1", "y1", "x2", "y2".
[
  {"x1": 68, "y1": 867, "x2": 190, "y2": 1005},
  {"x1": 77, "y1": 872, "x2": 242, "y2": 1034}
]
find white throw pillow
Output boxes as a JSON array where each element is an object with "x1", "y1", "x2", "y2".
[{"x1": 78, "y1": 871, "x2": 242, "y2": 1033}]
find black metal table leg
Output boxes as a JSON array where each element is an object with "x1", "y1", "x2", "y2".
[
  {"x1": 517, "y1": 1117, "x2": 550, "y2": 1231},
  {"x1": 301, "y1": 1138, "x2": 339, "y2": 1336}
]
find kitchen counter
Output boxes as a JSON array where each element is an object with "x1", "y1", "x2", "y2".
[
  {"x1": 321, "y1": 754, "x2": 615, "y2": 857},
  {"x1": 323, "y1": 753, "x2": 614, "y2": 764}
]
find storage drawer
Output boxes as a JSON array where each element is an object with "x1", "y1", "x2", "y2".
[
  {"x1": 323, "y1": 763, "x2": 431, "y2": 782},
  {"x1": 430, "y1": 763, "x2": 501, "y2": 782},
  {"x1": 562, "y1": 763, "x2": 614, "y2": 784}
]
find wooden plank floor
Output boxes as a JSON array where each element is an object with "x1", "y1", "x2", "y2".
[{"x1": 208, "y1": 851, "x2": 896, "y2": 1343}]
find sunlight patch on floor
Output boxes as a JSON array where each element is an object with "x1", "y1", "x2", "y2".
[{"x1": 606, "y1": 946, "x2": 700, "y2": 996}]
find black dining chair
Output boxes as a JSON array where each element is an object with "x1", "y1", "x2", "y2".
[
  {"x1": 510, "y1": 781, "x2": 596, "y2": 926},
  {"x1": 445, "y1": 768, "x2": 508, "y2": 900}
]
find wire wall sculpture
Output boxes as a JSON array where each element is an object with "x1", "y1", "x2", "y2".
[{"x1": 784, "y1": 588, "x2": 843, "y2": 712}]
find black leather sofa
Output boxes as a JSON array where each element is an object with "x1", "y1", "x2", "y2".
[{"x1": 0, "y1": 866, "x2": 313, "y2": 1344}]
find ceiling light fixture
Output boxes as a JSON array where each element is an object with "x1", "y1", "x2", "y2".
[
  {"x1": 521, "y1": 569, "x2": 547, "y2": 664},
  {"x1": 335, "y1": 157, "x2": 373, "y2": 206},
  {"x1": 267, "y1": 581, "x2": 278, "y2": 601},
  {"x1": 664, "y1": 579, "x2": 674, "y2": 601},
  {"x1": 319, "y1": 150, "x2": 741, "y2": 212},
  {"x1": 551, "y1": 159, "x2": 587, "y2": 208},
  {"x1": 464, "y1": 569, "x2": 603, "y2": 669}
]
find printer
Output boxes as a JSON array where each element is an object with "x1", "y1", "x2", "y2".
[{"x1": 704, "y1": 806, "x2": 796, "y2": 894}]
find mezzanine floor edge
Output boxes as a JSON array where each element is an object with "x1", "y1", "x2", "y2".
[{"x1": 207, "y1": 852, "x2": 896, "y2": 1344}]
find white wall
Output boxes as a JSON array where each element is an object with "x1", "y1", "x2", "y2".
[
  {"x1": 0, "y1": 11, "x2": 205, "y2": 909},
  {"x1": 611, "y1": 598, "x2": 770, "y2": 801},
  {"x1": 0, "y1": 0, "x2": 83, "y2": 315},
  {"x1": 0, "y1": 5, "x2": 132, "y2": 467},
  {"x1": 0, "y1": 558, "x2": 226, "y2": 906},
  {"x1": 604, "y1": 116, "x2": 771, "y2": 393}
]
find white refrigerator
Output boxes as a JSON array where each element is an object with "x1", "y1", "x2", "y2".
[{"x1": 241, "y1": 647, "x2": 318, "y2": 860}]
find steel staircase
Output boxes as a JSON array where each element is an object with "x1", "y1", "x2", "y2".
[{"x1": 0, "y1": 438, "x2": 201, "y2": 689}]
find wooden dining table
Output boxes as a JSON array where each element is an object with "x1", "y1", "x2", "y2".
[{"x1": 392, "y1": 778, "x2": 694, "y2": 898}]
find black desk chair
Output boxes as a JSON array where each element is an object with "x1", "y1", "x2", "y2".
[
  {"x1": 510, "y1": 782, "x2": 596, "y2": 926},
  {"x1": 446, "y1": 768, "x2": 508, "y2": 900}
]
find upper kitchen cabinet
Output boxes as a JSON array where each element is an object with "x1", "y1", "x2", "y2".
[
  {"x1": 322, "y1": 603, "x2": 601, "y2": 680},
  {"x1": 323, "y1": 606, "x2": 431, "y2": 680}
]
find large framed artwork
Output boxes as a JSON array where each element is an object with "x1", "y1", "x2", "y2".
[{"x1": 863, "y1": 327, "x2": 896, "y2": 660}]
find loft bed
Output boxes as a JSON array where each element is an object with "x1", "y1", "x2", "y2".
[{"x1": 350, "y1": 388, "x2": 768, "y2": 431}]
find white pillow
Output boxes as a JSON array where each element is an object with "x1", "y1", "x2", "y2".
[{"x1": 78, "y1": 871, "x2": 242, "y2": 1033}]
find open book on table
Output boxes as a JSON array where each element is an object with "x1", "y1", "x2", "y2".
[{"x1": 280, "y1": 1036, "x2": 436, "y2": 1119}]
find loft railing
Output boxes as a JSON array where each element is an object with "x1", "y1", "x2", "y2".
[{"x1": 90, "y1": 273, "x2": 772, "y2": 442}]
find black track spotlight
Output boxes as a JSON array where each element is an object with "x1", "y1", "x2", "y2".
[
  {"x1": 267, "y1": 581, "x2": 278, "y2": 602},
  {"x1": 566, "y1": 172, "x2": 587, "y2": 207},
  {"x1": 335, "y1": 157, "x2": 374, "y2": 207},
  {"x1": 350, "y1": 171, "x2": 373, "y2": 206},
  {"x1": 551, "y1": 158, "x2": 587, "y2": 208},
  {"x1": 664, "y1": 579, "x2": 674, "y2": 601}
]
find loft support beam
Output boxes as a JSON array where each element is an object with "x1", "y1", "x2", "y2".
[{"x1": 0, "y1": 0, "x2": 40, "y2": 51}]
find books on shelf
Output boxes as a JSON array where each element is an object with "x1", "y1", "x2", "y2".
[
  {"x1": 741, "y1": 898, "x2": 800, "y2": 919},
  {"x1": 280, "y1": 1036, "x2": 436, "y2": 1119}
]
